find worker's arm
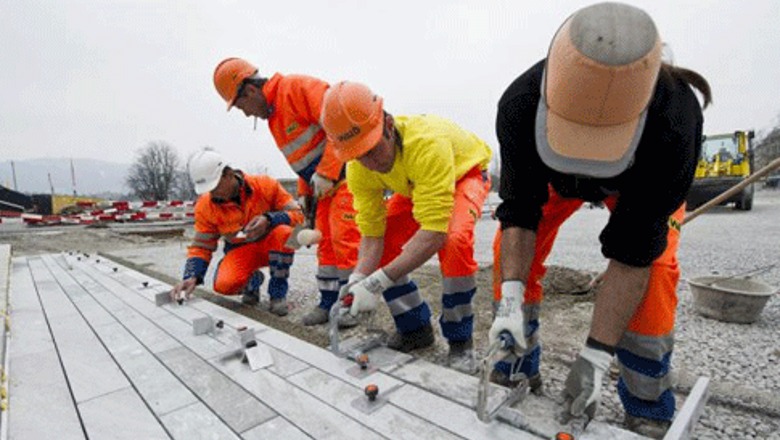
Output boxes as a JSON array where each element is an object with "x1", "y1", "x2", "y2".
[
  {"x1": 499, "y1": 226, "x2": 536, "y2": 282},
  {"x1": 383, "y1": 230, "x2": 446, "y2": 280},
  {"x1": 354, "y1": 236, "x2": 384, "y2": 276}
]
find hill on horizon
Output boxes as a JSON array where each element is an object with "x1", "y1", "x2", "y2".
[{"x1": 0, "y1": 158, "x2": 130, "y2": 197}]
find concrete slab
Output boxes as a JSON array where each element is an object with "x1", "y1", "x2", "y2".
[{"x1": 78, "y1": 387, "x2": 169, "y2": 440}]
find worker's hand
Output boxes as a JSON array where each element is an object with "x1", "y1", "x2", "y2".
[
  {"x1": 243, "y1": 215, "x2": 270, "y2": 241},
  {"x1": 488, "y1": 281, "x2": 528, "y2": 354},
  {"x1": 311, "y1": 173, "x2": 335, "y2": 199},
  {"x1": 563, "y1": 345, "x2": 613, "y2": 419},
  {"x1": 170, "y1": 277, "x2": 197, "y2": 303},
  {"x1": 344, "y1": 270, "x2": 394, "y2": 316},
  {"x1": 338, "y1": 272, "x2": 367, "y2": 300}
]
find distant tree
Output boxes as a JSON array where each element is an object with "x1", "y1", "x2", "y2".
[
  {"x1": 126, "y1": 142, "x2": 180, "y2": 200},
  {"x1": 171, "y1": 169, "x2": 196, "y2": 201}
]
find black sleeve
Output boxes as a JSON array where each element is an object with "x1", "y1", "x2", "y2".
[
  {"x1": 599, "y1": 75, "x2": 704, "y2": 267},
  {"x1": 495, "y1": 61, "x2": 550, "y2": 231}
]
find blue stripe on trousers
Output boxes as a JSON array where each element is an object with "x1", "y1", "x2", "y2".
[
  {"x1": 440, "y1": 288, "x2": 476, "y2": 342},
  {"x1": 383, "y1": 281, "x2": 431, "y2": 334},
  {"x1": 618, "y1": 379, "x2": 675, "y2": 421}
]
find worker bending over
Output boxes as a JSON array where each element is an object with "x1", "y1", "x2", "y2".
[
  {"x1": 213, "y1": 58, "x2": 360, "y2": 328},
  {"x1": 491, "y1": 3, "x2": 711, "y2": 437},
  {"x1": 320, "y1": 81, "x2": 492, "y2": 373}
]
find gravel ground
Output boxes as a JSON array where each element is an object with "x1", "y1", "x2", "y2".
[{"x1": 3, "y1": 188, "x2": 779, "y2": 438}]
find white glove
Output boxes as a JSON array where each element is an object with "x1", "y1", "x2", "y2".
[
  {"x1": 488, "y1": 281, "x2": 527, "y2": 353},
  {"x1": 564, "y1": 345, "x2": 613, "y2": 418},
  {"x1": 338, "y1": 272, "x2": 367, "y2": 300},
  {"x1": 297, "y1": 196, "x2": 308, "y2": 214},
  {"x1": 311, "y1": 173, "x2": 335, "y2": 199},
  {"x1": 347, "y1": 269, "x2": 394, "y2": 316}
]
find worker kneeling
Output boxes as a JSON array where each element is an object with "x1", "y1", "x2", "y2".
[
  {"x1": 320, "y1": 81, "x2": 492, "y2": 374},
  {"x1": 170, "y1": 149, "x2": 302, "y2": 317}
]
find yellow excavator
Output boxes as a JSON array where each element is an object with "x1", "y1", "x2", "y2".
[{"x1": 686, "y1": 130, "x2": 755, "y2": 211}]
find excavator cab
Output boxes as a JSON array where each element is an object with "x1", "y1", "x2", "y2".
[{"x1": 687, "y1": 130, "x2": 755, "y2": 211}]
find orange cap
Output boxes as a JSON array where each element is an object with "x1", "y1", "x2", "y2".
[
  {"x1": 320, "y1": 81, "x2": 384, "y2": 162},
  {"x1": 536, "y1": 3, "x2": 662, "y2": 178},
  {"x1": 213, "y1": 57, "x2": 258, "y2": 111}
]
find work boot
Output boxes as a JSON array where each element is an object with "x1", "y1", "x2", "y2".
[
  {"x1": 269, "y1": 298, "x2": 288, "y2": 316},
  {"x1": 624, "y1": 415, "x2": 671, "y2": 439},
  {"x1": 447, "y1": 339, "x2": 477, "y2": 374},
  {"x1": 241, "y1": 290, "x2": 259, "y2": 306},
  {"x1": 386, "y1": 323, "x2": 435, "y2": 353},
  {"x1": 489, "y1": 370, "x2": 544, "y2": 395},
  {"x1": 240, "y1": 271, "x2": 264, "y2": 305},
  {"x1": 302, "y1": 307, "x2": 329, "y2": 326},
  {"x1": 336, "y1": 312, "x2": 358, "y2": 329},
  {"x1": 301, "y1": 306, "x2": 359, "y2": 328}
]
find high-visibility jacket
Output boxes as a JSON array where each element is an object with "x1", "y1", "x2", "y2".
[
  {"x1": 347, "y1": 114, "x2": 492, "y2": 236},
  {"x1": 263, "y1": 73, "x2": 345, "y2": 196},
  {"x1": 183, "y1": 172, "x2": 303, "y2": 281}
]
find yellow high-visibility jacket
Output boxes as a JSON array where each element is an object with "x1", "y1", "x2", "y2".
[{"x1": 348, "y1": 114, "x2": 491, "y2": 236}]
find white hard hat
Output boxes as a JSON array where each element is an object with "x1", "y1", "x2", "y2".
[{"x1": 189, "y1": 149, "x2": 228, "y2": 194}]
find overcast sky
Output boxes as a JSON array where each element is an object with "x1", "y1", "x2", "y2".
[{"x1": 2, "y1": 0, "x2": 779, "y2": 179}]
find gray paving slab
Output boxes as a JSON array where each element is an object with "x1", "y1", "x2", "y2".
[
  {"x1": 9, "y1": 351, "x2": 85, "y2": 440},
  {"x1": 214, "y1": 361, "x2": 386, "y2": 440},
  {"x1": 8, "y1": 256, "x2": 83, "y2": 440},
  {"x1": 257, "y1": 327, "x2": 403, "y2": 392},
  {"x1": 26, "y1": 258, "x2": 129, "y2": 404},
  {"x1": 63, "y1": 267, "x2": 181, "y2": 354},
  {"x1": 94, "y1": 321, "x2": 199, "y2": 416},
  {"x1": 388, "y1": 384, "x2": 539, "y2": 440},
  {"x1": 241, "y1": 416, "x2": 312, "y2": 440},
  {"x1": 158, "y1": 346, "x2": 276, "y2": 432},
  {"x1": 287, "y1": 367, "x2": 463, "y2": 440},
  {"x1": 160, "y1": 401, "x2": 242, "y2": 440},
  {"x1": 78, "y1": 387, "x2": 169, "y2": 440}
]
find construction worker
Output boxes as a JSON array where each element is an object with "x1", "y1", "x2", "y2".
[
  {"x1": 170, "y1": 149, "x2": 302, "y2": 316},
  {"x1": 319, "y1": 81, "x2": 492, "y2": 373},
  {"x1": 490, "y1": 3, "x2": 711, "y2": 437},
  {"x1": 213, "y1": 58, "x2": 360, "y2": 328}
]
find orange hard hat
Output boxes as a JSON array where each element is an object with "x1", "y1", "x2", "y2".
[
  {"x1": 213, "y1": 57, "x2": 258, "y2": 111},
  {"x1": 320, "y1": 81, "x2": 384, "y2": 162}
]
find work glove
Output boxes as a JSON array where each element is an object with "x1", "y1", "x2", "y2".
[
  {"x1": 341, "y1": 269, "x2": 393, "y2": 316},
  {"x1": 338, "y1": 272, "x2": 366, "y2": 300},
  {"x1": 563, "y1": 345, "x2": 613, "y2": 418},
  {"x1": 488, "y1": 281, "x2": 527, "y2": 354},
  {"x1": 311, "y1": 173, "x2": 335, "y2": 199}
]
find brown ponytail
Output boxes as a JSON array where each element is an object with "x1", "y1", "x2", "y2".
[{"x1": 661, "y1": 63, "x2": 712, "y2": 109}]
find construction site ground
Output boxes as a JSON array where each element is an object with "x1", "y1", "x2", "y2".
[{"x1": 2, "y1": 188, "x2": 779, "y2": 439}]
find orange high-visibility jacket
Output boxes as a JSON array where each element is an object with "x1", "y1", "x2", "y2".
[
  {"x1": 262, "y1": 74, "x2": 345, "y2": 196},
  {"x1": 187, "y1": 173, "x2": 303, "y2": 264}
]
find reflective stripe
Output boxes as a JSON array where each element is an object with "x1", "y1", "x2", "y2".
[
  {"x1": 190, "y1": 240, "x2": 218, "y2": 252},
  {"x1": 522, "y1": 303, "x2": 541, "y2": 322},
  {"x1": 394, "y1": 275, "x2": 410, "y2": 286},
  {"x1": 441, "y1": 303, "x2": 473, "y2": 323},
  {"x1": 618, "y1": 363, "x2": 674, "y2": 401},
  {"x1": 317, "y1": 265, "x2": 338, "y2": 279},
  {"x1": 338, "y1": 268, "x2": 354, "y2": 281},
  {"x1": 291, "y1": 138, "x2": 326, "y2": 173},
  {"x1": 194, "y1": 231, "x2": 220, "y2": 241},
  {"x1": 271, "y1": 268, "x2": 290, "y2": 278},
  {"x1": 387, "y1": 289, "x2": 425, "y2": 316},
  {"x1": 270, "y1": 251, "x2": 294, "y2": 265},
  {"x1": 442, "y1": 276, "x2": 476, "y2": 294},
  {"x1": 318, "y1": 278, "x2": 340, "y2": 291},
  {"x1": 281, "y1": 125, "x2": 320, "y2": 157},
  {"x1": 618, "y1": 331, "x2": 674, "y2": 361}
]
